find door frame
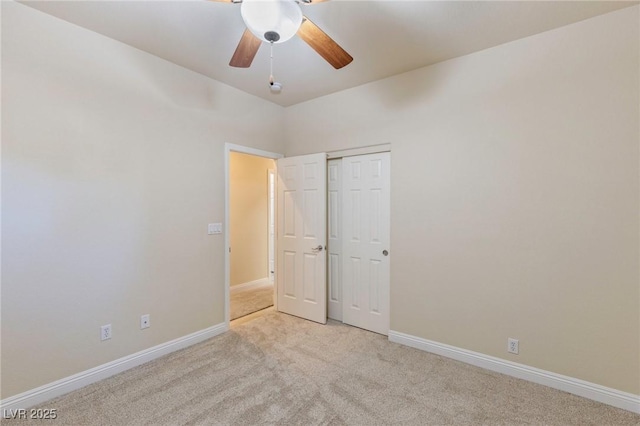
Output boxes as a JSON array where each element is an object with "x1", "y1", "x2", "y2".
[
  {"x1": 267, "y1": 169, "x2": 276, "y2": 283},
  {"x1": 224, "y1": 143, "x2": 283, "y2": 326}
]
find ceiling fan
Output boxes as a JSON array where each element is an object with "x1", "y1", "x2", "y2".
[{"x1": 211, "y1": 0, "x2": 353, "y2": 70}]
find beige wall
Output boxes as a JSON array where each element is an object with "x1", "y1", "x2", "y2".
[
  {"x1": 230, "y1": 153, "x2": 274, "y2": 286},
  {"x1": 284, "y1": 6, "x2": 640, "y2": 395},
  {"x1": 1, "y1": 2, "x2": 284, "y2": 398}
]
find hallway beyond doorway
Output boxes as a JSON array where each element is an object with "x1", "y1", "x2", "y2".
[{"x1": 230, "y1": 281, "x2": 274, "y2": 321}]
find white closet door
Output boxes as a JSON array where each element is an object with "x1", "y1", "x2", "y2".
[
  {"x1": 276, "y1": 153, "x2": 327, "y2": 324},
  {"x1": 327, "y1": 159, "x2": 342, "y2": 321},
  {"x1": 342, "y1": 152, "x2": 390, "y2": 335}
]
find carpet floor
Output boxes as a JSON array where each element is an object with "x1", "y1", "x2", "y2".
[
  {"x1": 229, "y1": 283, "x2": 274, "y2": 320},
  {"x1": 11, "y1": 311, "x2": 639, "y2": 425}
]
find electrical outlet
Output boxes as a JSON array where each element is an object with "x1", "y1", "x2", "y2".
[
  {"x1": 140, "y1": 314, "x2": 150, "y2": 329},
  {"x1": 101, "y1": 324, "x2": 112, "y2": 341},
  {"x1": 508, "y1": 338, "x2": 519, "y2": 354}
]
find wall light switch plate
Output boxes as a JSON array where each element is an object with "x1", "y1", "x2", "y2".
[{"x1": 208, "y1": 223, "x2": 222, "y2": 235}]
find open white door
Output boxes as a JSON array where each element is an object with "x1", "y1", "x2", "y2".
[
  {"x1": 276, "y1": 153, "x2": 327, "y2": 324},
  {"x1": 342, "y1": 152, "x2": 391, "y2": 335}
]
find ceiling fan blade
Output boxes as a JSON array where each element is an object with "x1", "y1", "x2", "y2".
[
  {"x1": 297, "y1": 17, "x2": 353, "y2": 69},
  {"x1": 229, "y1": 28, "x2": 262, "y2": 68}
]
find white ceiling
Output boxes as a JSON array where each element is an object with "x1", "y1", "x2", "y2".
[{"x1": 21, "y1": 0, "x2": 636, "y2": 107}]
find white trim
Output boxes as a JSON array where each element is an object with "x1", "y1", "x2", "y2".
[
  {"x1": 388, "y1": 330, "x2": 640, "y2": 414},
  {"x1": 230, "y1": 277, "x2": 272, "y2": 293},
  {"x1": 0, "y1": 323, "x2": 228, "y2": 411},
  {"x1": 327, "y1": 143, "x2": 391, "y2": 159},
  {"x1": 225, "y1": 143, "x2": 285, "y2": 161},
  {"x1": 224, "y1": 143, "x2": 283, "y2": 327},
  {"x1": 267, "y1": 168, "x2": 276, "y2": 284}
]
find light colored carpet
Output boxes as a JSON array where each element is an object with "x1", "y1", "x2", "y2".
[
  {"x1": 230, "y1": 283, "x2": 274, "y2": 320},
  {"x1": 11, "y1": 311, "x2": 640, "y2": 425}
]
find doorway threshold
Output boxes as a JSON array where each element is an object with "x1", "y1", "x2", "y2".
[{"x1": 231, "y1": 306, "x2": 275, "y2": 328}]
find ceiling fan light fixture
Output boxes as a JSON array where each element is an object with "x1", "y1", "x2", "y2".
[{"x1": 240, "y1": 0, "x2": 303, "y2": 44}]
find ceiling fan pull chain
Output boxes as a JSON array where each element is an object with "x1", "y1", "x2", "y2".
[
  {"x1": 269, "y1": 41, "x2": 275, "y2": 86},
  {"x1": 268, "y1": 41, "x2": 282, "y2": 93}
]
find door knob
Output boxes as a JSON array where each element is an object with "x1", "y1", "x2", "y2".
[
  {"x1": 382, "y1": 250, "x2": 389, "y2": 256},
  {"x1": 312, "y1": 245, "x2": 324, "y2": 252}
]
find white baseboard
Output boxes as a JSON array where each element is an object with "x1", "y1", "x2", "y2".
[
  {"x1": 388, "y1": 330, "x2": 640, "y2": 414},
  {"x1": 230, "y1": 277, "x2": 271, "y2": 293},
  {"x1": 1, "y1": 322, "x2": 228, "y2": 411}
]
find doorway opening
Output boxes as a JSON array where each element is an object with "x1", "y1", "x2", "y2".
[
  {"x1": 224, "y1": 143, "x2": 390, "y2": 334},
  {"x1": 225, "y1": 144, "x2": 283, "y2": 325}
]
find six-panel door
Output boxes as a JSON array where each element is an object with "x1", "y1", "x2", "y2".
[
  {"x1": 276, "y1": 153, "x2": 327, "y2": 324},
  {"x1": 342, "y1": 152, "x2": 391, "y2": 335}
]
